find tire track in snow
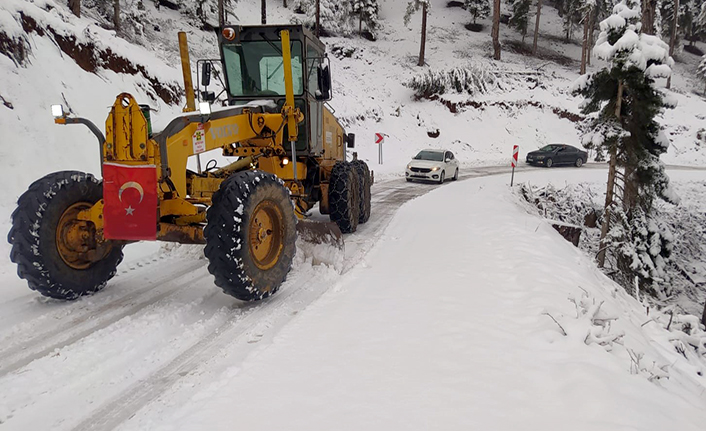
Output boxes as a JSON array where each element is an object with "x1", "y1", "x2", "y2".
[
  {"x1": 0, "y1": 260, "x2": 206, "y2": 378},
  {"x1": 0, "y1": 253, "x2": 194, "y2": 329}
]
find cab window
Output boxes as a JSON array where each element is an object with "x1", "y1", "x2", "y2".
[
  {"x1": 222, "y1": 40, "x2": 304, "y2": 97},
  {"x1": 306, "y1": 45, "x2": 323, "y2": 98}
]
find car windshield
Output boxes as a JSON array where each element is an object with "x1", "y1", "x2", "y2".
[
  {"x1": 539, "y1": 144, "x2": 562, "y2": 152},
  {"x1": 413, "y1": 151, "x2": 444, "y2": 162}
]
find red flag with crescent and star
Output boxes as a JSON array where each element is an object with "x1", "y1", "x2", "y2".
[{"x1": 102, "y1": 163, "x2": 158, "y2": 241}]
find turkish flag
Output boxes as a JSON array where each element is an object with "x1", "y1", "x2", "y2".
[{"x1": 103, "y1": 163, "x2": 158, "y2": 241}]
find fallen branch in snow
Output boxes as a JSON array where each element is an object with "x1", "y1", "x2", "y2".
[
  {"x1": 542, "y1": 312, "x2": 567, "y2": 336},
  {"x1": 568, "y1": 293, "x2": 624, "y2": 348},
  {"x1": 0, "y1": 94, "x2": 13, "y2": 110}
]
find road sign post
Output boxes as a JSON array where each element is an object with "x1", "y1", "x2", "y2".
[
  {"x1": 511, "y1": 145, "x2": 519, "y2": 186},
  {"x1": 375, "y1": 132, "x2": 384, "y2": 164}
]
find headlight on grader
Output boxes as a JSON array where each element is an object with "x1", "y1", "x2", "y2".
[
  {"x1": 51, "y1": 104, "x2": 65, "y2": 118},
  {"x1": 199, "y1": 101, "x2": 211, "y2": 116}
]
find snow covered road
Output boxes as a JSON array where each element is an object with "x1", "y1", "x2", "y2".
[{"x1": 1, "y1": 165, "x2": 705, "y2": 430}]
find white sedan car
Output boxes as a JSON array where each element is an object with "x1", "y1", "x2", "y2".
[{"x1": 405, "y1": 149, "x2": 460, "y2": 184}]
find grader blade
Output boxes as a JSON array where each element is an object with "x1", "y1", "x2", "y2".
[
  {"x1": 296, "y1": 219, "x2": 345, "y2": 271},
  {"x1": 296, "y1": 219, "x2": 344, "y2": 249}
]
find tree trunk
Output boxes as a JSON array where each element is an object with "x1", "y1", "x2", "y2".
[
  {"x1": 261, "y1": 0, "x2": 267, "y2": 24},
  {"x1": 580, "y1": 8, "x2": 591, "y2": 74},
  {"x1": 532, "y1": 0, "x2": 542, "y2": 56},
  {"x1": 641, "y1": 0, "x2": 657, "y2": 35},
  {"x1": 666, "y1": 0, "x2": 679, "y2": 89},
  {"x1": 587, "y1": 11, "x2": 595, "y2": 66},
  {"x1": 701, "y1": 300, "x2": 706, "y2": 328},
  {"x1": 284, "y1": 0, "x2": 288, "y2": 7},
  {"x1": 316, "y1": 0, "x2": 320, "y2": 38},
  {"x1": 218, "y1": 0, "x2": 225, "y2": 26},
  {"x1": 69, "y1": 0, "x2": 81, "y2": 18},
  {"x1": 418, "y1": 4, "x2": 428, "y2": 66},
  {"x1": 491, "y1": 0, "x2": 501, "y2": 60},
  {"x1": 598, "y1": 80, "x2": 624, "y2": 268},
  {"x1": 360, "y1": 11, "x2": 363, "y2": 35},
  {"x1": 114, "y1": 0, "x2": 120, "y2": 34}
]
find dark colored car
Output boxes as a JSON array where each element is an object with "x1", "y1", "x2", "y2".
[{"x1": 525, "y1": 144, "x2": 588, "y2": 168}]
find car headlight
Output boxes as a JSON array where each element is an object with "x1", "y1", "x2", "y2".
[
  {"x1": 431, "y1": 166, "x2": 440, "y2": 171},
  {"x1": 407, "y1": 164, "x2": 412, "y2": 170},
  {"x1": 536, "y1": 156, "x2": 545, "y2": 160}
]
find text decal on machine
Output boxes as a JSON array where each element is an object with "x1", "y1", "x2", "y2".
[{"x1": 193, "y1": 123, "x2": 206, "y2": 154}]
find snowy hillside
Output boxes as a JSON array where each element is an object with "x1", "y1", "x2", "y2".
[{"x1": 1, "y1": 0, "x2": 705, "y2": 219}]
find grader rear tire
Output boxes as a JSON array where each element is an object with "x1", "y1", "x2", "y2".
[
  {"x1": 350, "y1": 160, "x2": 372, "y2": 224},
  {"x1": 7, "y1": 171, "x2": 124, "y2": 300},
  {"x1": 328, "y1": 161, "x2": 360, "y2": 234},
  {"x1": 204, "y1": 170, "x2": 296, "y2": 301}
]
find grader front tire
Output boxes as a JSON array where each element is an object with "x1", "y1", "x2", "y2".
[
  {"x1": 7, "y1": 171, "x2": 124, "y2": 300},
  {"x1": 204, "y1": 170, "x2": 296, "y2": 301}
]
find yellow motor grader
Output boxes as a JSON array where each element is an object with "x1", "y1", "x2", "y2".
[{"x1": 8, "y1": 25, "x2": 372, "y2": 301}]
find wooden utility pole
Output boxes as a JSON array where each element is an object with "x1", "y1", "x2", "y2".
[
  {"x1": 491, "y1": 0, "x2": 501, "y2": 60},
  {"x1": 418, "y1": 3, "x2": 428, "y2": 66},
  {"x1": 69, "y1": 0, "x2": 81, "y2": 18},
  {"x1": 261, "y1": 0, "x2": 267, "y2": 24},
  {"x1": 316, "y1": 0, "x2": 321, "y2": 37},
  {"x1": 666, "y1": 0, "x2": 679, "y2": 89},
  {"x1": 598, "y1": 81, "x2": 624, "y2": 268},
  {"x1": 532, "y1": 0, "x2": 542, "y2": 56},
  {"x1": 114, "y1": 0, "x2": 120, "y2": 34}
]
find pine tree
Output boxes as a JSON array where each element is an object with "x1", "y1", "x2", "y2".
[
  {"x1": 580, "y1": 0, "x2": 595, "y2": 74},
  {"x1": 293, "y1": 0, "x2": 354, "y2": 36},
  {"x1": 532, "y1": 0, "x2": 543, "y2": 55},
  {"x1": 562, "y1": 0, "x2": 584, "y2": 41},
  {"x1": 114, "y1": 0, "x2": 121, "y2": 33},
  {"x1": 351, "y1": 0, "x2": 380, "y2": 34},
  {"x1": 680, "y1": 0, "x2": 706, "y2": 46},
  {"x1": 69, "y1": 0, "x2": 81, "y2": 17},
  {"x1": 661, "y1": 0, "x2": 678, "y2": 40},
  {"x1": 463, "y1": 0, "x2": 491, "y2": 24},
  {"x1": 491, "y1": 0, "x2": 501, "y2": 59},
  {"x1": 404, "y1": 1, "x2": 431, "y2": 66},
  {"x1": 698, "y1": 55, "x2": 706, "y2": 92},
  {"x1": 508, "y1": 0, "x2": 532, "y2": 43},
  {"x1": 571, "y1": 0, "x2": 679, "y2": 295}
]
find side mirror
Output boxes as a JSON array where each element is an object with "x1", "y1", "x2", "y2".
[
  {"x1": 445, "y1": 158, "x2": 451, "y2": 163},
  {"x1": 316, "y1": 63, "x2": 332, "y2": 101},
  {"x1": 346, "y1": 133, "x2": 355, "y2": 148},
  {"x1": 201, "y1": 62, "x2": 212, "y2": 87}
]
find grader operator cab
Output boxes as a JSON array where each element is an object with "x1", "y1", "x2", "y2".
[{"x1": 8, "y1": 25, "x2": 372, "y2": 301}]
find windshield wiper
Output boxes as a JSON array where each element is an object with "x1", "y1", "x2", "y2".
[{"x1": 259, "y1": 32, "x2": 284, "y2": 56}]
